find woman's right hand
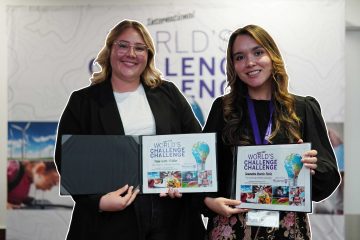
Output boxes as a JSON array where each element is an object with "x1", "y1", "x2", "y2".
[
  {"x1": 99, "y1": 184, "x2": 139, "y2": 212},
  {"x1": 204, "y1": 197, "x2": 248, "y2": 217}
]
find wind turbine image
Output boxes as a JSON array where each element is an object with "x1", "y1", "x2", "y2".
[{"x1": 11, "y1": 122, "x2": 31, "y2": 161}]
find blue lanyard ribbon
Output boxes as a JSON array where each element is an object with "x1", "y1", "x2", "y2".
[{"x1": 246, "y1": 95, "x2": 274, "y2": 145}]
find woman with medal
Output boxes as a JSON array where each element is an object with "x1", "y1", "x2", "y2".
[{"x1": 202, "y1": 25, "x2": 341, "y2": 239}]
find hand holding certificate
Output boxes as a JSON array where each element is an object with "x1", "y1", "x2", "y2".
[{"x1": 235, "y1": 143, "x2": 312, "y2": 212}]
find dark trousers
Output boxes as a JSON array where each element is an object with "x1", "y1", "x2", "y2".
[
  {"x1": 135, "y1": 195, "x2": 182, "y2": 240},
  {"x1": 82, "y1": 194, "x2": 204, "y2": 240}
]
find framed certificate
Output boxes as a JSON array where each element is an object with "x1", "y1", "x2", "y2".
[
  {"x1": 60, "y1": 133, "x2": 217, "y2": 195},
  {"x1": 235, "y1": 143, "x2": 312, "y2": 212},
  {"x1": 141, "y1": 133, "x2": 217, "y2": 193}
]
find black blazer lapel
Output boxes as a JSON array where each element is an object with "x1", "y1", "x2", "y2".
[
  {"x1": 143, "y1": 84, "x2": 168, "y2": 135},
  {"x1": 98, "y1": 80, "x2": 125, "y2": 135}
]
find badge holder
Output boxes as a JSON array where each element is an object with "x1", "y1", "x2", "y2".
[{"x1": 245, "y1": 210, "x2": 279, "y2": 228}]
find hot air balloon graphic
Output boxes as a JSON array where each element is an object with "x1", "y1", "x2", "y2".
[
  {"x1": 192, "y1": 142, "x2": 210, "y2": 171},
  {"x1": 284, "y1": 153, "x2": 303, "y2": 186}
]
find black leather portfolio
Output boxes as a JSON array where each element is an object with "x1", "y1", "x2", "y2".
[{"x1": 60, "y1": 135, "x2": 140, "y2": 195}]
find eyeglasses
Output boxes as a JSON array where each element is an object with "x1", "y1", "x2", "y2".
[{"x1": 113, "y1": 40, "x2": 148, "y2": 55}]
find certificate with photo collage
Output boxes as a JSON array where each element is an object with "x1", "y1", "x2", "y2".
[
  {"x1": 235, "y1": 143, "x2": 312, "y2": 212},
  {"x1": 141, "y1": 133, "x2": 217, "y2": 193}
]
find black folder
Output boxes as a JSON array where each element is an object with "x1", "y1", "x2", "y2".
[{"x1": 60, "y1": 135, "x2": 140, "y2": 195}]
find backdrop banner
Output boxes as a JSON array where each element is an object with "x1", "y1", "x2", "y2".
[{"x1": 7, "y1": 2, "x2": 344, "y2": 123}]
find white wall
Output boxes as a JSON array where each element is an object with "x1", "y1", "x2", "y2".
[
  {"x1": 0, "y1": 2, "x2": 7, "y2": 231},
  {"x1": 344, "y1": 27, "x2": 360, "y2": 240},
  {"x1": 346, "y1": 0, "x2": 360, "y2": 27},
  {"x1": 344, "y1": 30, "x2": 360, "y2": 215},
  {"x1": 345, "y1": 0, "x2": 360, "y2": 217}
]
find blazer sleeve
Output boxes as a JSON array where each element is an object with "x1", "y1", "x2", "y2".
[
  {"x1": 203, "y1": 97, "x2": 223, "y2": 198},
  {"x1": 188, "y1": 97, "x2": 223, "y2": 217},
  {"x1": 55, "y1": 92, "x2": 83, "y2": 173},
  {"x1": 54, "y1": 91, "x2": 103, "y2": 211},
  {"x1": 303, "y1": 96, "x2": 341, "y2": 202},
  {"x1": 203, "y1": 98, "x2": 225, "y2": 133},
  {"x1": 168, "y1": 82, "x2": 202, "y2": 133},
  {"x1": 206, "y1": 97, "x2": 236, "y2": 198}
]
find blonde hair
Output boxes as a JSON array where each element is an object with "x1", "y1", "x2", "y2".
[
  {"x1": 223, "y1": 25, "x2": 301, "y2": 145},
  {"x1": 91, "y1": 19, "x2": 163, "y2": 87}
]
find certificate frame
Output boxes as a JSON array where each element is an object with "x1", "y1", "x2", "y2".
[
  {"x1": 235, "y1": 143, "x2": 312, "y2": 212},
  {"x1": 141, "y1": 133, "x2": 217, "y2": 193}
]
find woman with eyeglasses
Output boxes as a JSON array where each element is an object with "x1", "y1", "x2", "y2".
[
  {"x1": 202, "y1": 25, "x2": 340, "y2": 239},
  {"x1": 54, "y1": 19, "x2": 205, "y2": 240}
]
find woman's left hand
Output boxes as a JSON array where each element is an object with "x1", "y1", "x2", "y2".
[
  {"x1": 159, "y1": 188, "x2": 182, "y2": 198},
  {"x1": 298, "y1": 139, "x2": 318, "y2": 175}
]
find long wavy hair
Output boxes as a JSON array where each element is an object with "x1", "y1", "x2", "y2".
[
  {"x1": 223, "y1": 25, "x2": 301, "y2": 145},
  {"x1": 90, "y1": 19, "x2": 163, "y2": 87}
]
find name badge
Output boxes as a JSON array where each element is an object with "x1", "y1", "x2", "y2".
[{"x1": 245, "y1": 210, "x2": 279, "y2": 228}]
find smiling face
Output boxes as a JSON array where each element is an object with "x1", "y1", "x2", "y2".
[
  {"x1": 232, "y1": 34, "x2": 273, "y2": 99},
  {"x1": 110, "y1": 27, "x2": 148, "y2": 92}
]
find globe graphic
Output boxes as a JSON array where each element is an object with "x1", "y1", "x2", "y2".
[{"x1": 192, "y1": 142, "x2": 210, "y2": 171}]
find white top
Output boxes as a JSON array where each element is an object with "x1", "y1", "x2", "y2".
[{"x1": 113, "y1": 84, "x2": 156, "y2": 135}]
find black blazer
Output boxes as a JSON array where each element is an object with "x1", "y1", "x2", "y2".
[{"x1": 55, "y1": 79, "x2": 204, "y2": 240}]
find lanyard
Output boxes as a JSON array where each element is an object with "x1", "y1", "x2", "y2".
[{"x1": 246, "y1": 95, "x2": 274, "y2": 145}]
